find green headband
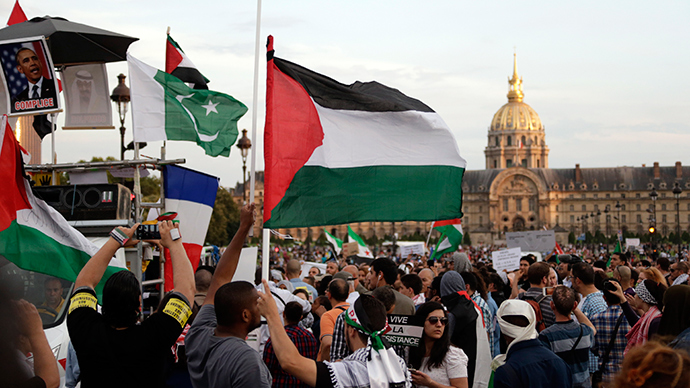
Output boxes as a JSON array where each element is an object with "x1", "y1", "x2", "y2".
[{"x1": 344, "y1": 302, "x2": 388, "y2": 351}]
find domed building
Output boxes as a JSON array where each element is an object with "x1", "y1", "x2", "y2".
[{"x1": 484, "y1": 54, "x2": 548, "y2": 169}]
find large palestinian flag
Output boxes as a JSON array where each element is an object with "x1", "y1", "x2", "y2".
[
  {"x1": 0, "y1": 116, "x2": 125, "y2": 295},
  {"x1": 263, "y1": 36, "x2": 466, "y2": 228}
]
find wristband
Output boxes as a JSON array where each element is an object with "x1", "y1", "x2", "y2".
[
  {"x1": 110, "y1": 228, "x2": 130, "y2": 246},
  {"x1": 170, "y1": 228, "x2": 181, "y2": 241}
]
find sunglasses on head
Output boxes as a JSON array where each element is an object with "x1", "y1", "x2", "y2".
[{"x1": 427, "y1": 316, "x2": 448, "y2": 325}]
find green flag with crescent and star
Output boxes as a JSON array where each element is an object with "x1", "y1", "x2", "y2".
[{"x1": 128, "y1": 54, "x2": 247, "y2": 157}]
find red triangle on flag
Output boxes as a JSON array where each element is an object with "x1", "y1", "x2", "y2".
[
  {"x1": 0, "y1": 116, "x2": 32, "y2": 230},
  {"x1": 7, "y1": 0, "x2": 27, "y2": 26}
]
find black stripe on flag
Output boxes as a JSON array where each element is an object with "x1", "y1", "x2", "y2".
[
  {"x1": 273, "y1": 56, "x2": 434, "y2": 113},
  {"x1": 171, "y1": 67, "x2": 209, "y2": 90}
]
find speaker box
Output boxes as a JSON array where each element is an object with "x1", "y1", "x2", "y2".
[{"x1": 33, "y1": 184, "x2": 132, "y2": 221}]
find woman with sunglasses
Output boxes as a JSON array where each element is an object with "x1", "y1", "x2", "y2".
[{"x1": 408, "y1": 302, "x2": 469, "y2": 388}]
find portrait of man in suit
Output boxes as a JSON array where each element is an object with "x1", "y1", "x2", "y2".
[{"x1": 10, "y1": 46, "x2": 58, "y2": 114}]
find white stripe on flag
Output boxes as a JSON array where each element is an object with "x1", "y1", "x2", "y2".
[
  {"x1": 128, "y1": 54, "x2": 167, "y2": 142},
  {"x1": 165, "y1": 198, "x2": 213, "y2": 245}
]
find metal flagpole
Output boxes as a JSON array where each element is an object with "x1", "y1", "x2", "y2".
[
  {"x1": 248, "y1": 0, "x2": 269, "y2": 280},
  {"x1": 50, "y1": 113, "x2": 57, "y2": 185}
]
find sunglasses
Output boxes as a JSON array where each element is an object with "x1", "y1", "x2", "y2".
[{"x1": 426, "y1": 316, "x2": 449, "y2": 325}]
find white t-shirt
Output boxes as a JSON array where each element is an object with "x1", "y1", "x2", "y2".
[{"x1": 418, "y1": 345, "x2": 468, "y2": 388}]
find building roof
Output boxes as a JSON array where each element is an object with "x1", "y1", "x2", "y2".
[{"x1": 463, "y1": 164, "x2": 690, "y2": 194}]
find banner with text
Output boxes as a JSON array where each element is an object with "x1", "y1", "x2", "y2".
[
  {"x1": 506, "y1": 230, "x2": 555, "y2": 252},
  {"x1": 383, "y1": 314, "x2": 424, "y2": 347},
  {"x1": 491, "y1": 247, "x2": 522, "y2": 272}
]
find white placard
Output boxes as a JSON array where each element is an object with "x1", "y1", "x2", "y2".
[
  {"x1": 491, "y1": 247, "x2": 522, "y2": 272},
  {"x1": 625, "y1": 238, "x2": 640, "y2": 247},
  {"x1": 231, "y1": 247, "x2": 259, "y2": 283},
  {"x1": 398, "y1": 242, "x2": 426, "y2": 257}
]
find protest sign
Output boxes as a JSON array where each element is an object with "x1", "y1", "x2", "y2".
[
  {"x1": 62, "y1": 63, "x2": 113, "y2": 129},
  {"x1": 342, "y1": 241, "x2": 359, "y2": 257},
  {"x1": 506, "y1": 230, "x2": 555, "y2": 252},
  {"x1": 383, "y1": 314, "x2": 424, "y2": 347},
  {"x1": 398, "y1": 241, "x2": 426, "y2": 257},
  {"x1": 231, "y1": 247, "x2": 259, "y2": 283},
  {"x1": 626, "y1": 238, "x2": 640, "y2": 247},
  {"x1": 492, "y1": 247, "x2": 522, "y2": 272}
]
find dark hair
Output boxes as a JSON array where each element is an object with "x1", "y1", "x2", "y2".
[
  {"x1": 641, "y1": 279, "x2": 667, "y2": 309},
  {"x1": 631, "y1": 268, "x2": 640, "y2": 284},
  {"x1": 317, "y1": 275, "x2": 332, "y2": 296},
  {"x1": 328, "y1": 278, "x2": 349, "y2": 302},
  {"x1": 102, "y1": 271, "x2": 141, "y2": 328},
  {"x1": 489, "y1": 272, "x2": 505, "y2": 288},
  {"x1": 520, "y1": 256, "x2": 535, "y2": 266},
  {"x1": 594, "y1": 270, "x2": 610, "y2": 291},
  {"x1": 593, "y1": 260, "x2": 607, "y2": 271},
  {"x1": 657, "y1": 257, "x2": 671, "y2": 271},
  {"x1": 371, "y1": 286, "x2": 396, "y2": 312},
  {"x1": 602, "y1": 279, "x2": 622, "y2": 305},
  {"x1": 15, "y1": 47, "x2": 36, "y2": 65},
  {"x1": 214, "y1": 281, "x2": 256, "y2": 326},
  {"x1": 658, "y1": 285, "x2": 690, "y2": 337},
  {"x1": 527, "y1": 262, "x2": 550, "y2": 285},
  {"x1": 551, "y1": 286, "x2": 577, "y2": 316},
  {"x1": 195, "y1": 268, "x2": 213, "y2": 293},
  {"x1": 352, "y1": 295, "x2": 387, "y2": 344},
  {"x1": 314, "y1": 295, "x2": 332, "y2": 311},
  {"x1": 401, "y1": 274, "x2": 423, "y2": 295},
  {"x1": 638, "y1": 259, "x2": 651, "y2": 268},
  {"x1": 572, "y1": 262, "x2": 595, "y2": 285},
  {"x1": 371, "y1": 258, "x2": 398, "y2": 285},
  {"x1": 409, "y1": 302, "x2": 451, "y2": 370},
  {"x1": 429, "y1": 272, "x2": 445, "y2": 297},
  {"x1": 283, "y1": 301, "x2": 303, "y2": 324},
  {"x1": 612, "y1": 252, "x2": 629, "y2": 265},
  {"x1": 293, "y1": 288, "x2": 309, "y2": 300}
]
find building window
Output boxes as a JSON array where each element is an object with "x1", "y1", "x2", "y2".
[
  {"x1": 537, "y1": 159, "x2": 540, "y2": 168},
  {"x1": 621, "y1": 194, "x2": 626, "y2": 198},
  {"x1": 582, "y1": 194, "x2": 586, "y2": 199},
  {"x1": 529, "y1": 198, "x2": 535, "y2": 211},
  {"x1": 479, "y1": 206, "x2": 483, "y2": 212},
  {"x1": 594, "y1": 194, "x2": 598, "y2": 198},
  {"x1": 503, "y1": 199, "x2": 509, "y2": 211},
  {"x1": 621, "y1": 205, "x2": 626, "y2": 211},
  {"x1": 662, "y1": 204, "x2": 667, "y2": 211},
  {"x1": 594, "y1": 204, "x2": 599, "y2": 211},
  {"x1": 507, "y1": 136, "x2": 512, "y2": 146},
  {"x1": 570, "y1": 215, "x2": 574, "y2": 224},
  {"x1": 495, "y1": 137, "x2": 499, "y2": 146},
  {"x1": 516, "y1": 198, "x2": 523, "y2": 212},
  {"x1": 662, "y1": 215, "x2": 667, "y2": 223},
  {"x1": 569, "y1": 194, "x2": 574, "y2": 199},
  {"x1": 637, "y1": 215, "x2": 642, "y2": 222},
  {"x1": 622, "y1": 215, "x2": 626, "y2": 223},
  {"x1": 506, "y1": 159, "x2": 513, "y2": 168},
  {"x1": 479, "y1": 216, "x2": 483, "y2": 225},
  {"x1": 493, "y1": 160, "x2": 498, "y2": 168},
  {"x1": 556, "y1": 205, "x2": 559, "y2": 211},
  {"x1": 582, "y1": 205, "x2": 587, "y2": 211},
  {"x1": 556, "y1": 215, "x2": 560, "y2": 224},
  {"x1": 636, "y1": 193, "x2": 641, "y2": 198},
  {"x1": 661, "y1": 193, "x2": 666, "y2": 198},
  {"x1": 521, "y1": 135, "x2": 526, "y2": 146},
  {"x1": 521, "y1": 159, "x2": 527, "y2": 167},
  {"x1": 570, "y1": 205, "x2": 574, "y2": 211},
  {"x1": 606, "y1": 194, "x2": 610, "y2": 198},
  {"x1": 636, "y1": 204, "x2": 641, "y2": 211}
]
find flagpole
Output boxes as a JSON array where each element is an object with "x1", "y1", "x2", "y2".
[
  {"x1": 248, "y1": 0, "x2": 269, "y2": 279},
  {"x1": 425, "y1": 221, "x2": 435, "y2": 248},
  {"x1": 50, "y1": 112, "x2": 56, "y2": 185}
]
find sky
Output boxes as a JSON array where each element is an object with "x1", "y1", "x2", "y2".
[{"x1": 3, "y1": 0, "x2": 690, "y2": 190}]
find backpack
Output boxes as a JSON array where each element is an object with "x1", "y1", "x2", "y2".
[{"x1": 522, "y1": 294, "x2": 548, "y2": 332}]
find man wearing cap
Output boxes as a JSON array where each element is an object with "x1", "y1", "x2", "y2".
[
  {"x1": 492, "y1": 300, "x2": 571, "y2": 388},
  {"x1": 257, "y1": 284, "x2": 411, "y2": 388}
]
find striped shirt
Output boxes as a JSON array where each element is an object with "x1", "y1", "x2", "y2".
[
  {"x1": 517, "y1": 288, "x2": 556, "y2": 328},
  {"x1": 539, "y1": 320, "x2": 594, "y2": 388}
]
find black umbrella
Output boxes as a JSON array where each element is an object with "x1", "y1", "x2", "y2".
[{"x1": 0, "y1": 16, "x2": 138, "y2": 66}]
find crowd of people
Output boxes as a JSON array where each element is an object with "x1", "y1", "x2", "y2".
[{"x1": 4, "y1": 202, "x2": 690, "y2": 388}]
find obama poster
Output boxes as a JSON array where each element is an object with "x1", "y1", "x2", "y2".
[{"x1": 0, "y1": 36, "x2": 60, "y2": 116}]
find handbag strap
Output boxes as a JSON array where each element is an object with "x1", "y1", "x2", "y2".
[
  {"x1": 598, "y1": 313, "x2": 625, "y2": 372},
  {"x1": 570, "y1": 326, "x2": 584, "y2": 352}
]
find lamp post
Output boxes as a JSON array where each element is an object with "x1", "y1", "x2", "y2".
[
  {"x1": 236, "y1": 129, "x2": 252, "y2": 202},
  {"x1": 604, "y1": 206, "x2": 611, "y2": 252},
  {"x1": 650, "y1": 188, "x2": 658, "y2": 257},
  {"x1": 110, "y1": 74, "x2": 130, "y2": 161},
  {"x1": 615, "y1": 201, "x2": 621, "y2": 236},
  {"x1": 673, "y1": 182, "x2": 683, "y2": 259}
]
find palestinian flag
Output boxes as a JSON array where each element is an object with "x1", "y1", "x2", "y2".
[
  {"x1": 324, "y1": 228, "x2": 343, "y2": 256},
  {"x1": 128, "y1": 54, "x2": 247, "y2": 157},
  {"x1": 0, "y1": 116, "x2": 125, "y2": 295},
  {"x1": 347, "y1": 226, "x2": 373, "y2": 258},
  {"x1": 430, "y1": 219, "x2": 463, "y2": 260},
  {"x1": 165, "y1": 33, "x2": 209, "y2": 89},
  {"x1": 263, "y1": 36, "x2": 466, "y2": 228}
]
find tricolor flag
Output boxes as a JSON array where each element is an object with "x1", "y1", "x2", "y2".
[
  {"x1": 128, "y1": 54, "x2": 247, "y2": 157},
  {"x1": 263, "y1": 36, "x2": 466, "y2": 228},
  {"x1": 347, "y1": 226, "x2": 373, "y2": 258},
  {"x1": 162, "y1": 165, "x2": 218, "y2": 291},
  {"x1": 554, "y1": 242, "x2": 564, "y2": 255},
  {"x1": 165, "y1": 33, "x2": 209, "y2": 90},
  {"x1": 0, "y1": 116, "x2": 125, "y2": 295},
  {"x1": 430, "y1": 219, "x2": 463, "y2": 261},
  {"x1": 324, "y1": 228, "x2": 342, "y2": 256}
]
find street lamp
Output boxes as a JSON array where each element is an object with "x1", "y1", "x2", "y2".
[
  {"x1": 110, "y1": 74, "x2": 130, "y2": 161},
  {"x1": 650, "y1": 188, "x2": 658, "y2": 256},
  {"x1": 615, "y1": 201, "x2": 622, "y2": 235},
  {"x1": 673, "y1": 182, "x2": 683, "y2": 259},
  {"x1": 236, "y1": 129, "x2": 252, "y2": 202}
]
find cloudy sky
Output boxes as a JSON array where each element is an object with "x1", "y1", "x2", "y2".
[{"x1": 4, "y1": 0, "x2": 689, "y2": 189}]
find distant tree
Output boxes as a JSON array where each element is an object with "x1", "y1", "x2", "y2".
[
  {"x1": 682, "y1": 231, "x2": 690, "y2": 243},
  {"x1": 205, "y1": 187, "x2": 240, "y2": 247},
  {"x1": 568, "y1": 232, "x2": 576, "y2": 244},
  {"x1": 463, "y1": 231, "x2": 472, "y2": 246},
  {"x1": 315, "y1": 230, "x2": 327, "y2": 246}
]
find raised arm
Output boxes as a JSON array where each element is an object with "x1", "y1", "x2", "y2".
[
  {"x1": 74, "y1": 224, "x2": 139, "y2": 290},
  {"x1": 573, "y1": 303, "x2": 596, "y2": 335},
  {"x1": 257, "y1": 279, "x2": 317, "y2": 387},
  {"x1": 159, "y1": 220, "x2": 195, "y2": 303},
  {"x1": 204, "y1": 203, "x2": 255, "y2": 305},
  {"x1": 17, "y1": 300, "x2": 60, "y2": 388}
]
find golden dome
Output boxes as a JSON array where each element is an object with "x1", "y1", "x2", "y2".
[
  {"x1": 490, "y1": 53, "x2": 543, "y2": 131},
  {"x1": 491, "y1": 101, "x2": 543, "y2": 131}
]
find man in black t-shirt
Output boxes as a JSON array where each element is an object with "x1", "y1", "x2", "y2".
[{"x1": 67, "y1": 221, "x2": 195, "y2": 388}]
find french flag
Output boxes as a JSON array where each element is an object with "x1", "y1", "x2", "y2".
[{"x1": 163, "y1": 165, "x2": 218, "y2": 291}]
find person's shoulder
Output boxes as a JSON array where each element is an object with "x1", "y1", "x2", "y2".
[{"x1": 447, "y1": 345, "x2": 469, "y2": 362}]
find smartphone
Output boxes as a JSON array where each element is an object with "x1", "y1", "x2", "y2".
[
  {"x1": 136, "y1": 223, "x2": 161, "y2": 240},
  {"x1": 408, "y1": 368, "x2": 418, "y2": 374}
]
